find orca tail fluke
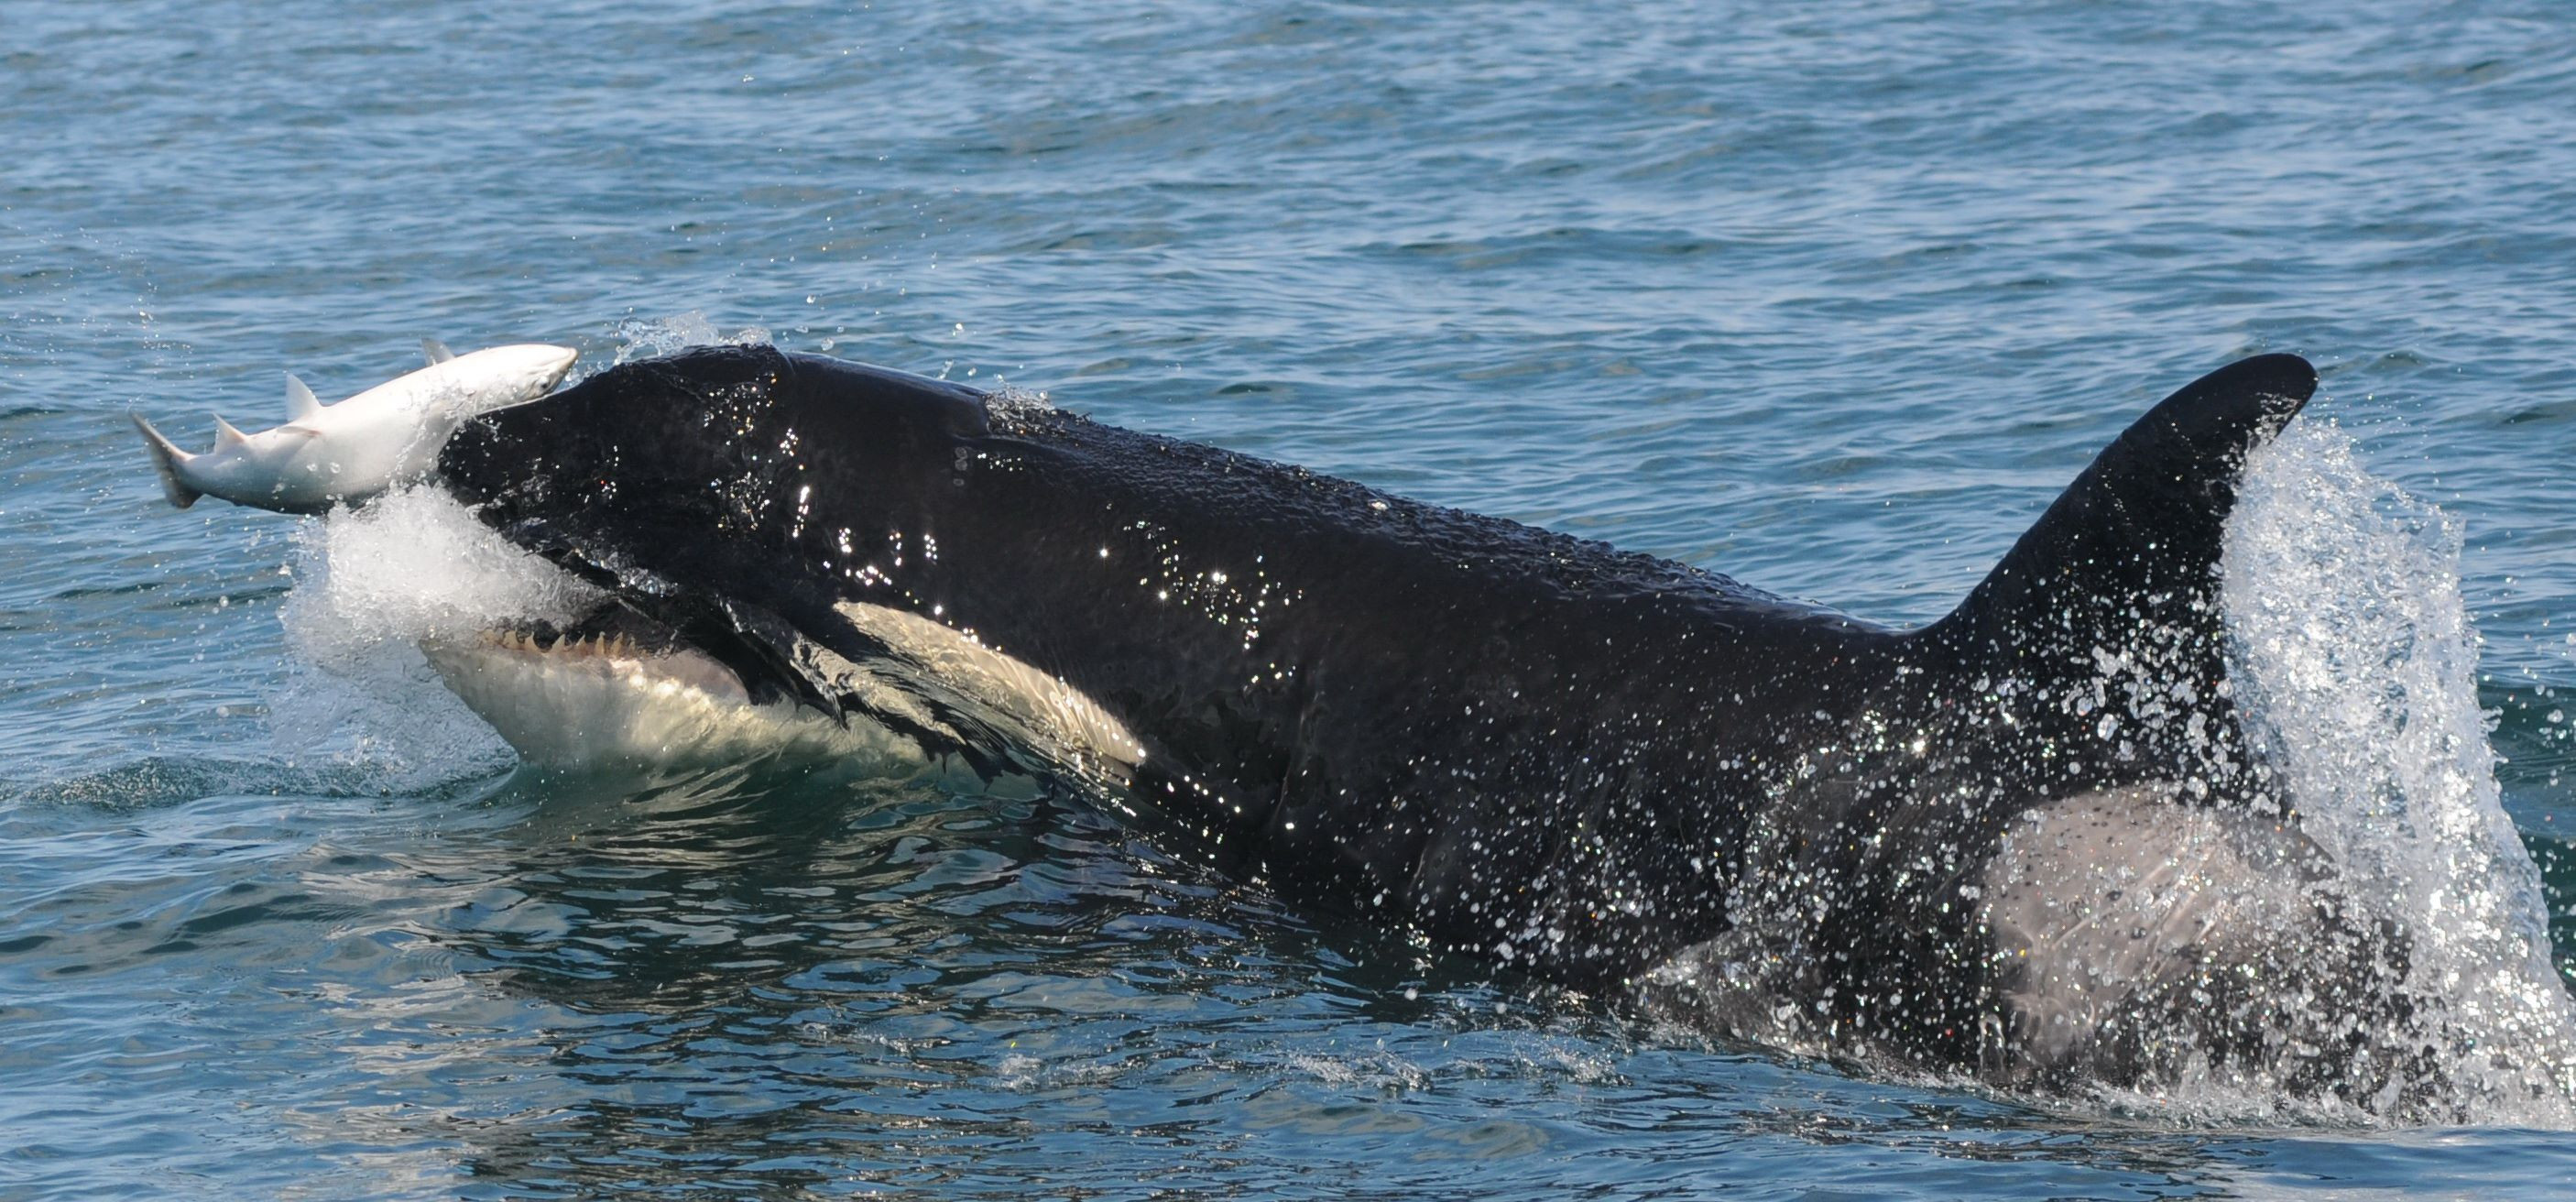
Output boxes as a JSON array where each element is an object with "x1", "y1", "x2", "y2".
[
  {"x1": 129, "y1": 411, "x2": 202, "y2": 508},
  {"x1": 1916, "y1": 354, "x2": 2317, "y2": 786}
]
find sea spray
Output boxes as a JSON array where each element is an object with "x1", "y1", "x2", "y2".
[
  {"x1": 2221, "y1": 418, "x2": 2576, "y2": 1124},
  {"x1": 268, "y1": 487, "x2": 601, "y2": 783},
  {"x1": 610, "y1": 311, "x2": 771, "y2": 365}
]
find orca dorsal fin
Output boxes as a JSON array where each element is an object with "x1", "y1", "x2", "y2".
[
  {"x1": 212, "y1": 413, "x2": 252, "y2": 447},
  {"x1": 421, "y1": 338, "x2": 455, "y2": 366},
  {"x1": 284, "y1": 373, "x2": 322, "y2": 422},
  {"x1": 1917, "y1": 354, "x2": 2316, "y2": 781}
]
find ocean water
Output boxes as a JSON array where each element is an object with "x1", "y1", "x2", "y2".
[{"x1": 6, "y1": 0, "x2": 2576, "y2": 1196}]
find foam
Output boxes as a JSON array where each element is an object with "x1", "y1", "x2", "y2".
[
  {"x1": 268, "y1": 486, "x2": 602, "y2": 784},
  {"x1": 2221, "y1": 418, "x2": 2576, "y2": 1125},
  {"x1": 608, "y1": 311, "x2": 772, "y2": 365}
]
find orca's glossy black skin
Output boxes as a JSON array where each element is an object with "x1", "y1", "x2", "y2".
[{"x1": 439, "y1": 346, "x2": 2321, "y2": 1075}]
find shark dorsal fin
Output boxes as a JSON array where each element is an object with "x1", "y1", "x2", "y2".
[
  {"x1": 421, "y1": 338, "x2": 456, "y2": 366},
  {"x1": 212, "y1": 414, "x2": 251, "y2": 447},
  {"x1": 284, "y1": 373, "x2": 322, "y2": 422}
]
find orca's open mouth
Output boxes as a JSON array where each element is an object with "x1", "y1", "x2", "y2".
[
  {"x1": 417, "y1": 601, "x2": 903, "y2": 771},
  {"x1": 482, "y1": 601, "x2": 735, "y2": 682},
  {"x1": 416, "y1": 574, "x2": 1147, "y2": 787},
  {"x1": 451, "y1": 611, "x2": 752, "y2": 705}
]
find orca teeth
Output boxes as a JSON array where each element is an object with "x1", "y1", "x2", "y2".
[
  {"x1": 472, "y1": 628, "x2": 653, "y2": 660},
  {"x1": 474, "y1": 618, "x2": 670, "y2": 663}
]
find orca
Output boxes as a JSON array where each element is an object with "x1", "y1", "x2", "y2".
[{"x1": 398, "y1": 344, "x2": 2451, "y2": 1101}]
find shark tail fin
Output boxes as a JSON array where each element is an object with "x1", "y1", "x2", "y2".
[
  {"x1": 129, "y1": 411, "x2": 202, "y2": 508},
  {"x1": 1917, "y1": 354, "x2": 2317, "y2": 781}
]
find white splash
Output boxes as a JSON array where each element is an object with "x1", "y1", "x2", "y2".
[
  {"x1": 286, "y1": 486, "x2": 604, "y2": 650},
  {"x1": 2221, "y1": 417, "x2": 2576, "y2": 1125},
  {"x1": 610, "y1": 311, "x2": 771, "y2": 364},
  {"x1": 271, "y1": 486, "x2": 599, "y2": 780}
]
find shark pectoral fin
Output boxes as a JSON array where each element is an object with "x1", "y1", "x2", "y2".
[
  {"x1": 284, "y1": 373, "x2": 322, "y2": 422},
  {"x1": 421, "y1": 338, "x2": 456, "y2": 366},
  {"x1": 129, "y1": 411, "x2": 201, "y2": 508}
]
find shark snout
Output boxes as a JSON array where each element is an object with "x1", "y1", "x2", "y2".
[
  {"x1": 475, "y1": 343, "x2": 581, "y2": 404},
  {"x1": 532, "y1": 344, "x2": 579, "y2": 393}
]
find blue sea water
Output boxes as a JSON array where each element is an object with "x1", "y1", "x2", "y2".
[{"x1": 6, "y1": 0, "x2": 2576, "y2": 1196}]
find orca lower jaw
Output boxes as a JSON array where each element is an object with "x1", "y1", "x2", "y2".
[{"x1": 419, "y1": 606, "x2": 920, "y2": 773}]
